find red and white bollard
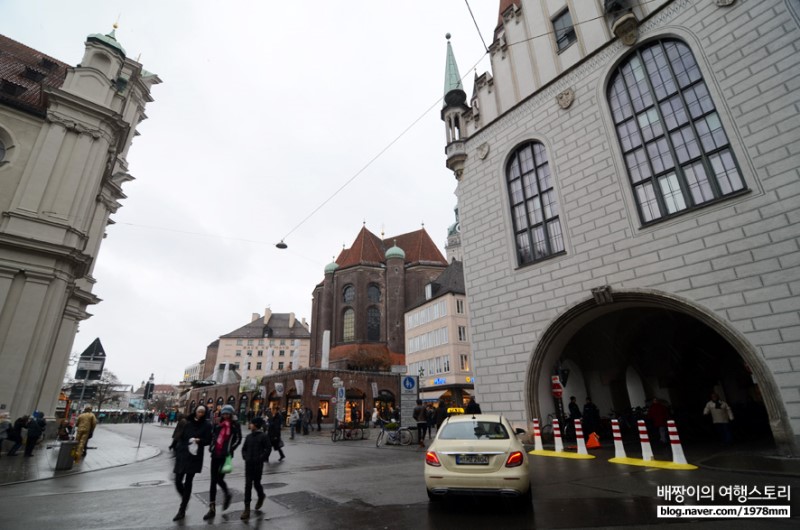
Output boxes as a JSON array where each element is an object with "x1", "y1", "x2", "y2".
[
  {"x1": 553, "y1": 418, "x2": 564, "y2": 452},
  {"x1": 611, "y1": 419, "x2": 626, "y2": 459},
  {"x1": 637, "y1": 419, "x2": 653, "y2": 461},
  {"x1": 533, "y1": 418, "x2": 543, "y2": 451},
  {"x1": 574, "y1": 419, "x2": 588, "y2": 455},
  {"x1": 667, "y1": 420, "x2": 689, "y2": 465}
]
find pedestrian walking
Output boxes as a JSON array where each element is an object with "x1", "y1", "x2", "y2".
[
  {"x1": 413, "y1": 399, "x2": 427, "y2": 447},
  {"x1": 204, "y1": 404, "x2": 242, "y2": 520},
  {"x1": 23, "y1": 412, "x2": 45, "y2": 457},
  {"x1": 74, "y1": 406, "x2": 97, "y2": 460},
  {"x1": 302, "y1": 407, "x2": 311, "y2": 435},
  {"x1": 582, "y1": 398, "x2": 600, "y2": 438},
  {"x1": 289, "y1": 408, "x2": 299, "y2": 440},
  {"x1": 647, "y1": 398, "x2": 670, "y2": 444},
  {"x1": 169, "y1": 413, "x2": 187, "y2": 453},
  {"x1": 240, "y1": 417, "x2": 269, "y2": 520},
  {"x1": 266, "y1": 412, "x2": 286, "y2": 462},
  {"x1": 371, "y1": 407, "x2": 379, "y2": 428},
  {"x1": 465, "y1": 398, "x2": 482, "y2": 414},
  {"x1": 316, "y1": 406, "x2": 323, "y2": 432},
  {"x1": 425, "y1": 405, "x2": 436, "y2": 439},
  {"x1": 172, "y1": 405, "x2": 212, "y2": 521},
  {"x1": 703, "y1": 392, "x2": 734, "y2": 444},
  {"x1": 434, "y1": 400, "x2": 448, "y2": 429}
]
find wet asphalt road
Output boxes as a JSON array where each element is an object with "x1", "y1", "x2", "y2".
[{"x1": 0, "y1": 424, "x2": 797, "y2": 529}]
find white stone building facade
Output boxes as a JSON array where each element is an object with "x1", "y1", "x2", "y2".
[
  {"x1": 444, "y1": 0, "x2": 800, "y2": 452},
  {"x1": 0, "y1": 30, "x2": 159, "y2": 419}
]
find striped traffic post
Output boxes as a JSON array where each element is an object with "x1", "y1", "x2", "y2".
[
  {"x1": 574, "y1": 419, "x2": 588, "y2": 455},
  {"x1": 553, "y1": 418, "x2": 564, "y2": 452},
  {"x1": 667, "y1": 420, "x2": 689, "y2": 465},
  {"x1": 611, "y1": 418, "x2": 626, "y2": 458},
  {"x1": 637, "y1": 419, "x2": 653, "y2": 461},
  {"x1": 533, "y1": 418, "x2": 543, "y2": 451}
]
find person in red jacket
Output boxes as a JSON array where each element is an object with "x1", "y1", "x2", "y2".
[{"x1": 647, "y1": 398, "x2": 670, "y2": 444}]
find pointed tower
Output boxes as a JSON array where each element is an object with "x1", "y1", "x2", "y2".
[{"x1": 441, "y1": 34, "x2": 469, "y2": 180}]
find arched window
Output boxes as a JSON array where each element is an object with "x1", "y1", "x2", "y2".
[
  {"x1": 608, "y1": 39, "x2": 745, "y2": 225},
  {"x1": 343, "y1": 308, "x2": 355, "y2": 342},
  {"x1": 367, "y1": 284, "x2": 381, "y2": 303},
  {"x1": 343, "y1": 285, "x2": 355, "y2": 303},
  {"x1": 367, "y1": 307, "x2": 381, "y2": 341},
  {"x1": 507, "y1": 141, "x2": 565, "y2": 265}
]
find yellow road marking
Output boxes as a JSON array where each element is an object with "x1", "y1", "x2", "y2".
[{"x1": 609, "y1": 457, "x2": 697, "y2": 470}]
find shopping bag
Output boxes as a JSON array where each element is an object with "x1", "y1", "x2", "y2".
[{"x1": 221, "y1": 454, "x2": 233, "y2": 474}]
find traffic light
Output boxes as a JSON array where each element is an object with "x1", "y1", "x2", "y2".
[{"x1": 144, "y1": 382, "x2": 154, "y2": 400}]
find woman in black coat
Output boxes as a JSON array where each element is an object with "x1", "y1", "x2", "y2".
[{"x1": 172, "y1": 406, "x2": 212, "y2": 521}]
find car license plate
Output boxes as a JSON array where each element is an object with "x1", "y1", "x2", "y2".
[{"x1": 456, "y1": 454, "x2": 489, "y2": 465}]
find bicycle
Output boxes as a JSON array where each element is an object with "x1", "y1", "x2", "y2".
[
  {"x1": 331, "y1": 422, "x2": 364, "y2": 442},
  {"x1": 375, "y1": 419, "x2": 413, "y2": 447}
]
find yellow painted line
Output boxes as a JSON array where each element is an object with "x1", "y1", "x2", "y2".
[
  {"x1": 528, "y1": 449, "x2": 596, "y2": 460},
  {"x1": 609, "y1": 457, "x2": 698, "y2": 470}
]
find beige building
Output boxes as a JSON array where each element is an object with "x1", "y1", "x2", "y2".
[
  {"x1": 216, "y1": 309, "x2": 311, "y2": 380},
  {"x1": 0, "y1": 30, "x2": 159, "y2": 418},
  {"x1": 405, "y1": 260, "x2": 474, "y2": 405}
]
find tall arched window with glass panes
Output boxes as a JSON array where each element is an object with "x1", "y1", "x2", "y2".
[
  {"x1": 608, "y1": 39, "x2": 745, "y2": 224},
  {"x1": 507, "y1": 141, "x2": 565, "y2": 266}
]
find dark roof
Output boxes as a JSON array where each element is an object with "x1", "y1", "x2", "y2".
[
  {"x1": 0, "y1": 34, "x2": 69, "y2": 117},
  {"x1": 335, "y1": 226, "x2": 447, "y2": 270},
  {"x1": 220, "y1": 313, "x2": 310, "y2": 340},
  {"x1": 407, "y1": 260, "x2": 466, "y2": 310}
]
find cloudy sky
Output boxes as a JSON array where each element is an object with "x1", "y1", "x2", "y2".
[{"x1": 2, "y1": 1, "x2": 500, "y2": 387}]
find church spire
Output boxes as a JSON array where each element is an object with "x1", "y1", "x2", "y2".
[
  {"x1": 441, "y1": 34, "x2": 469, "y2": 180},
  {"x1": 443, "y1": 33, "x2": 466, "y2": 107}
]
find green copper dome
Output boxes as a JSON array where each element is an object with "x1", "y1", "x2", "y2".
[
  {"x1": 324, "y1": 261, "x2": 339, "y2": 274},
  {"x1": 87, "y1": 28, "x2": 126, "y2": 58},
  {"x1": 385, "y1": 242, "x2": 405, "y2": 260}
]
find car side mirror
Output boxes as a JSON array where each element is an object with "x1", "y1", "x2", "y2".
[{"x1": 515, "y1": 428, "x2": 526, "y2": 435}]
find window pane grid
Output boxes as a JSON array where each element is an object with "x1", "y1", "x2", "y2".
[
  {"x1": 609, "y1": 39, "x2": 746, "y2": 225},
  {"x1": 507, "y1": 142, "x2": 564, "y2": 265}
]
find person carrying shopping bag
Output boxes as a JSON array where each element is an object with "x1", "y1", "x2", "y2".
[{"x1": 204, "y1": 405, "x2": 242, "y2": 520}]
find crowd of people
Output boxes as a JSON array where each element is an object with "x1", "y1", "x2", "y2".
[{"x1": 0, "y1": 411, "x2": 47, "y2": 457}]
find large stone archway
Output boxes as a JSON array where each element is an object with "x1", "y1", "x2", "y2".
[{"x1": 526, "y1": 288, "x2": 797, "y2": 455}]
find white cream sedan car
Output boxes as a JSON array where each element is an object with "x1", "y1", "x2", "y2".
[{"x1": 424, "y1": 414, "x2": 531, "y2": 508}]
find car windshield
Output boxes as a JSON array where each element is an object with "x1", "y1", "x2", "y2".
[{"x1": 439, "y1": 420, "x2": 509, "y2": 440}]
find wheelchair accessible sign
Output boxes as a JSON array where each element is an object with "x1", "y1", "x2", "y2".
[{"x1": 401, "y1": 375, "x2": 417, "y2": 395}]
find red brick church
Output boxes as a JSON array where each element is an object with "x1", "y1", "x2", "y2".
[{"x1": 310, "y1": 225, "x2": 449, "y2": 370}]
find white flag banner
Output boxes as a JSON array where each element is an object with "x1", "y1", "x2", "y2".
[
  {"x1": 275, "y1": 382, "x2": 284, "y2": 397},
  {"x1": 312, "y1": 379, "x2": 320, "y2": 396},
  {"x1": 295, "y1": 379, "x2": 304, "y2": 397},
  {"x1": 371, "y1": 382, "x2": 379, "y2": 398}
]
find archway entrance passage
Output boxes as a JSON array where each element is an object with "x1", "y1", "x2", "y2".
[{"x1": 528, "y1": 290, "x2": 795, "y2": 454}]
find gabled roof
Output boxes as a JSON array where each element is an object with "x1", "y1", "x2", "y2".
[
  {"x1": 407, "y1": 259, "x2": 466, "y2": 310},
  {"x1": 336, "y1": 226, "x2": 385, "y2": 268},
  {"x1": 0, "y1": 34, "x2": 69, "y2": 117},
  {"x1": 333, "y1": 226, "x2": 447, "y2": 271},
  {"x1": 220, "y1": 313, "x2": 311, "y2": 340}
]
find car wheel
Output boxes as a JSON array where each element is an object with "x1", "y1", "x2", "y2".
[{"x1": 426, "y1": 489, "x2": 442, "y2": 502}]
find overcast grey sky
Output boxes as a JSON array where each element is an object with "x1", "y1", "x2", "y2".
[{"x1": 2, "y1": 1, "x2": 500, "y2": 387}]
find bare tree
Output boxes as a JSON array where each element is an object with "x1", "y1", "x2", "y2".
[{"x1": 90, "y1": 370, "x2": 127, "y2": 411}]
